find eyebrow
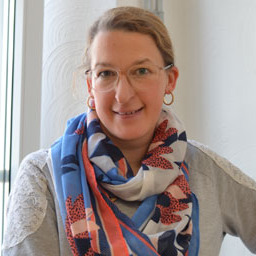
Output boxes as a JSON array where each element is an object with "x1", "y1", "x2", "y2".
[{"x1": 93, "y1": 58, "x2": 154, "y2": 68}]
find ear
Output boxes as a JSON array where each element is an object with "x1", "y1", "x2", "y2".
[
  {"x1": 165, "y1": 66, "x2": 179, "y2": 94},
  {"x1": 86, "y1": 77, "x2": 94, "y2": 96}
]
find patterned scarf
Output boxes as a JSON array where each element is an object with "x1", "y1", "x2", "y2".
[{"x1": 51, "y1": 108, "x2": 199, "y2": 256}]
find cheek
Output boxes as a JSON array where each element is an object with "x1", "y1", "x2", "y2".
[
  {"x1": 144, "y1": 86, "x2": 165, "y2": 105},
  {"x1": 94, "y1": 93, "x2": 113, "y2": 113}
]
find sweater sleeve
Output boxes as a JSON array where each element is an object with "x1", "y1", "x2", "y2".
[
  {"x1": 2, "y1": 150, "x2": 61, "y2": 256},
  {"x1": 189, "y1": 140, "x2": 256, "y2": 254},
  {"x1": 214, "y1": 156, "x2": 256, "y2": 253}
]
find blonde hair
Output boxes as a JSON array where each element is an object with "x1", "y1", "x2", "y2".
[{"x1": 84, "y1": 6, "x2": 175, "y2": 70}]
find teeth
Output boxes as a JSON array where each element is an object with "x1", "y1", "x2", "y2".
[
  {"x1": 119, "y1": 110, "x2": 136, "y2": 115},
  {"x1": 115, "y1": 108, "x2": 142, "y2": 115}
]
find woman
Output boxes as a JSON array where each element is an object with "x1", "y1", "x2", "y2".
[{"x1": 2, "y1": 6, "x2": 256, "y2": 256}]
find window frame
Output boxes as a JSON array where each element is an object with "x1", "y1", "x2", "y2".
[
  {"x1": 0, "y1": 0, "x2": 44, "y2": 252},
  {"x1": 0, "y1": 0, "x2": 15, "y2": 249},
  {"x1": 11, "y1": 0, "x2": 44, "y2": 185}
]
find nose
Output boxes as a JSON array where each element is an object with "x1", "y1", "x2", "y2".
[{"x1": 114, "y1": 73, "x2": 135, "y2": 103}]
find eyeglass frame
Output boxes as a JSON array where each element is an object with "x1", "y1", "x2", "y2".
[{"x1": 85, "y1": 62, "x2": 174, "y2": 93}]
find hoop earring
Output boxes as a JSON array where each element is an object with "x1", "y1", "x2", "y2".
[
  {"x1": 163, "y1": 92, "x2": 174, "y2": 106},
  {"x1": 87, "y1": 95, "x2": 96, "y2": 110}
]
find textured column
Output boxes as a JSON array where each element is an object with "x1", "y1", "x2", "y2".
[{"x1": 40, "y1": 0, "x2": 116, "y2": 148}]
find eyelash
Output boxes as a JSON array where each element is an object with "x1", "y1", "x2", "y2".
[{"x1": 97, "y1": 70, "x2": 117, "y2": 78}]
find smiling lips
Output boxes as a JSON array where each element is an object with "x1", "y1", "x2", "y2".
[{"x1": 114, "y1": 107, "x2": 143, "y2": 116}]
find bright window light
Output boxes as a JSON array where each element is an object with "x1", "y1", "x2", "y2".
[{"x1": 0, "y1": 0, "x2": 15, "y2": 251}]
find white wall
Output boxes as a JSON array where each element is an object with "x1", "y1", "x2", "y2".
[
  {"x1": 164, "y1": 1, "x2": 256, "y2": 255},
  {"x1": 165, "y1": 0, "x2": 256, "y2": 181}
]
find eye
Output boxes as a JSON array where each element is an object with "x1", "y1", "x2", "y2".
[
  {"x1": 135, "y1": 67, "x2": 150, "y2": 76},
  {"x1": 130, "y1": 65, "x2": 156, "y2": 77},
  {"x1": 96, "y1": 70, "x2": 117, "y2": 79}
]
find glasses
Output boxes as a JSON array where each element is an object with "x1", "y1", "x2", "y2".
[{"x1": 85, "y1": 63, "x2": 174, "y2": 92}]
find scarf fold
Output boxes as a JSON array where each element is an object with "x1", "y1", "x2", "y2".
[{"x1": 51, "y1": 108, "x2": 199, "y2": 256}]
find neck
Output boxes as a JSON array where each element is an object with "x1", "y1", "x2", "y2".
[
  {"x1": 119, "y1": 141, "x2": 149, "y2": 175},
  {"x1": 102, "y1": 128, "x2": 154, "y2": 175}
]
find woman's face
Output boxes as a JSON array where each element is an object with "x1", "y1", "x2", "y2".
[{"x1": 88, "y1": 30, "x2": 178, "y2": 144}]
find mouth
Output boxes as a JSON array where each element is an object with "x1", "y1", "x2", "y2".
[{"x1": 114, "y1": 107, "x2": 143, "y2": 116}]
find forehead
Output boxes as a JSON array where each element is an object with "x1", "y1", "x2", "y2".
[{"x1": 90, "y1": 30, "x2": 164, "y2": 68}]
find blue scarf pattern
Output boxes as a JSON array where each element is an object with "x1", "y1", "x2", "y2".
[{"x1": 51, "y1": 109, "x2": 199, "y2": 255}]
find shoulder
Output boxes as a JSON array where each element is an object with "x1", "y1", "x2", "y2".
[
  {"x1": 12, "y1": 149, "x2": 51, "y2": 195},
  {"x1": 186, "y1": 140, "x2": 256, "y2": 254},
  {"x1": 186, "y1": 140, "x2": 256, "y2": 191},
  {"x1": 19, "y1": 149, "x2": 50, "y2": 173},
  {"x1": 3, "y1": 149, "x2": 52, "y2": 250},
  {"x1": 12, "y1": 149, "x2": 52, "y2": 196}
]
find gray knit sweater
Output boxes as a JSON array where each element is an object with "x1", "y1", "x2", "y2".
[{"x1": 2, "y1": 140, "x2": 256, "y2": 256}]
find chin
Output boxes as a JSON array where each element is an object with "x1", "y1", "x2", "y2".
[
  {"x1": 102, "y1": 122, "x2": 153, "y2": 143},
  {"x1": 113, "y1": 128, "x2": 152, "y2": 142},
  {"x1": 114, "y1": 132, "x2": 141, "y2": 141}
]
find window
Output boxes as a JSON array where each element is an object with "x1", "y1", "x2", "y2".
[{"x1": 0, "y1": 0, "x2": 15, "y2": 250}]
